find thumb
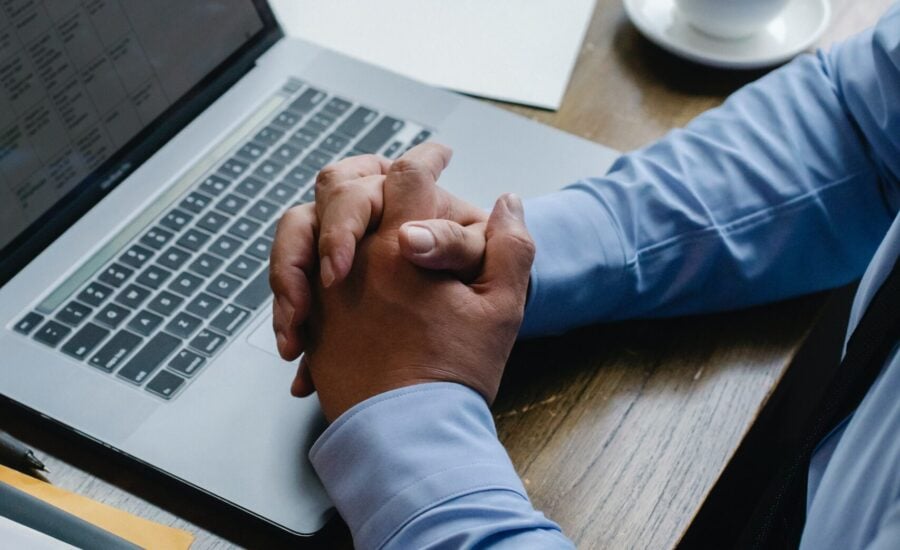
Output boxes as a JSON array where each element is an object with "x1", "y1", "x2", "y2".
[
  {"x1": 399, "y1": 220, "x2": 486, "y2": 281},
  {"x1": 477, "y1": 194, "x2": 535, "y2": 301}
]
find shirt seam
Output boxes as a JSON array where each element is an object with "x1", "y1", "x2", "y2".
[
  {"x1": 374, "y1": 484, "x2": 531, "y2": 550},
  {"x1": 631, "y1": 170, "x2": 870, "y2": 263}
]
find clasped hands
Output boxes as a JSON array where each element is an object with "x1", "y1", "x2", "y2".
[{"x1": 269, "y1": 144, "x2": 535, "y2": 421}]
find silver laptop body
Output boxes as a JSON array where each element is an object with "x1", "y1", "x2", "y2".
[{"x1": 0, "y1": 1, "x2": 618, "y2": 535}]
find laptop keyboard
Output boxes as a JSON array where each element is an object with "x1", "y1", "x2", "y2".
[{"x1": 11, "y1": 78, "x2": 433, "y2": 401}]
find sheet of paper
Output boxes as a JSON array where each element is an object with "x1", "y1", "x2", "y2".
[
  {"x1": 0, "y1": 466, "x2": 193, "y2": 550},
  {"x1": 270, "y1": 0, "x2": 597, "y2": 110}
]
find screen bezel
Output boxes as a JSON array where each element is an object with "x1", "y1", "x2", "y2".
[{"x1": 0, "y1": 1, "x2": 283, "y2": 286}]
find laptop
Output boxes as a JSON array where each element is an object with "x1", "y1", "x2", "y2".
[{"x1": 0, "y1": 0, "x2": 618, "y2": 536}]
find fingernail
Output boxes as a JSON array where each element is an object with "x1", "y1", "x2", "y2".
[
  {"x1": 276, "y1": 331, "x2": 287, "y2": 355},
  {"x1": 321, "y1": 256, "x2": 335, "y2": 287},
  {"x1": 404, "y1": 225, "x2": 436, "y2": 254},
  {"x1": 504, "y1": 194, "x2": 524, "y2": 221}
]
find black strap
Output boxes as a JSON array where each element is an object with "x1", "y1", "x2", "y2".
[{"x1": 753, "y1": 253, "x2": 900, "y2": 548}]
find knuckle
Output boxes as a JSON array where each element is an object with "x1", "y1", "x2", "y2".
[
  {"x1": 316, "y1": 165, "x2": 341, "y2": 188},
  {"x1": 391, "y1": 157, "x2": 425, "y2": 177}
]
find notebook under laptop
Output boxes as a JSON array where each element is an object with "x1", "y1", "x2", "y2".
[{"x1": 0, "y1": 0, "x2": 618, "y2": 535}]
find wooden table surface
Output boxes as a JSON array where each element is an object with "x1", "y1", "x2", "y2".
[{"x1": 1, "y1": 1, "x2": 891, "y2": 548}]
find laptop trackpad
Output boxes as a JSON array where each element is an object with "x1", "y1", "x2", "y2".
[{"x1": 247, "y1": 314, "x2": 284, "y2": 358}]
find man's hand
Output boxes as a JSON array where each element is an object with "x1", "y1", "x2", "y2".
[
  {"x1": 269, "y1": 144, "x2": 489, "y2": 366},
  {"x1": 302, "y1": 145, "x2": 535, "y2": 421}
]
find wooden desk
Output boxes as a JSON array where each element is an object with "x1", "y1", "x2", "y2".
[{"x1": 1, "y1": 1, "x2": 890, "y2": 548}]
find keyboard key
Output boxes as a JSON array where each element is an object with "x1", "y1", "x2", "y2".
[
  {"x1": 236, "y1": 141, "x2": 267, "y2": 162},
  {"x1": 226, "y1": 255, "x2": 261, "y2": 279},
  {"x1": 33, "y1": 320, "x2": 72, "y2": 347},
  {"x1": 198, "y1": 174, "x2": 231, "y2": 196},
  {"x1": 228, "y1": 217, "x2": 261, "y2": 240},
  {"x1": 165, "y1": 312, "x2": 203, "y2": 338},
  {"x1": 61, "y1": 323, "x2": 109, "y2": 360},
  {"x1": 95, "y1": 303, "x2": 131, "y2": 329},
  {"x1": 307, "y1": 112, "x2": 336, "y2": 133},
  {"x1": 210, "y1": 304, "x2": 250, "y2": 335},
  {"x1": 410, "y1": 129, "x2": 432, "y2": 146},
  {"x1": 264, "y1": 220, "x2": 278, "y2": 238},
  {"x1": 57, "y1": 301, "x2": 93, "y2": 326},
  {"x1": 290, "y1": 127, "x2": 320, "y2": 149},
  {"x1": 185, "y1": 292, "x2": 223, "y2": 319},
  {"x1": 209, "y1": 235, "x2": 242, "y2": 259},
  {"x1": 147, "y1": 290, "x2": 183, "y2": 316},
  {"x1": 120, "y1": 244, "x2": 154, "y2": 269},
  {"x1": 322, "y1": 96, "x2": 352, "y2": 117},
  {"x1": 383, "y1": 140, "x2": 403, "y2": 158},
  {"x1": 216, "y1": 193, "x2": 249, "y2": 216},
  {"x1": 301, "y1": 149, "x2": 333, "y2": 171},
  {"x1": 169, "y1": 272, "x2": 204, "y2": 297},
  {"x1": 98, "y1": 263, "x2": 134, "y2": 288},
  {"x1": 146, "y1": 370, "x2": 186, "y2": 399},
  {"x1": 300, "y1": 187, "x2": 315, "y2": 203},
  {"x1": 265, "y1": 182, "x2": 296, "y2": 204},
  {"x1": 176, "y1": 228, "x2": 211, "y2": 252},
  {"x1": 140, "y1": 226, "x2": 175, "y2": 250},
  {"x1": 287, "y1": 87, "x2": 326, "y2": 114},
  {"x1": 136, "y1": 265, "x2": 172, "y2": 289},
  {"x1": 189, "y1": 329, "x2": 227, "y2": 356},
  {"x1": 14, "y1": 312, "x2": 44, "y2": 335},
  {"x1": 180, "y1": 191, "x2": 213, "y2": 213},
  {"x1": 284, "y1": 165, "x2": 316, "y2": 187},
  {"x1": 157, "y1": 247, "x2": 192, "y2": 270},
  {"x1": 159, "y1": 209, "x2": 194, "y2": 233},
  {"x1": 89, "y1": 330, "x2": 142, "y2": 372},
  {"x1": 218, "y1": 157, "x2": 250, "y2": 180},
  {"x1": 246, "y1": 237, "x2": 273, "y2": 261},
  {"x1": 272, "y1": 110, "x2": 301, "y2": 130},
  {"x1": 320, "y1": 133, "x2": 350, "y2": 154},
  {"x1": 128, "y1": 310, "x2": 164, "y2": 336},
  {"x1": 273, "y1": 143, "x2": 302, "y2": 164},
  {"x1": 235, "y1": 176, "x2": 267, "y2": 198},
  {"x1": 246, "y1": 199, "x2": 279, "y2": 222},
  {"x1": 253, "y1": 125, "x2": 284, "y2": 147},
  {"x1": 207, "y1": 273, "x2": 242, "y2": 299},
  {"x1": 196, "y1": 210, "x2": 231, "y2": 234},
  {"x1": 337, "y1": 107, "x2": 377, "y2": 138},
  {"x1": 254, "y1": 159, "x2": 285, "y2": 180},
  {"x1": 117, "y1": 332, "x2": 180, "y2": 384},
  {"x1": 78, "y1": 282, "x2": 114, "y2": 307},
  {"x1": 115, "y1": 284, "x2": 151, "y2": 309},
  {"x1": 234, "y1": 267, "x2": 271, "y2": 309},
  {"x1": 189, "y1": 253, "x2": 224, "y2": 277},
  {"x1": 169, "y1": 349, "x2": 206, "y2": 377},
  {"x1": 355, "y1": 117, "x2": 405, "y2": 154}
]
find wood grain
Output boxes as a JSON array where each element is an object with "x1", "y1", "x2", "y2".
[{"x1": 1, "y1": 1, "x2": 891, "y2": 548}]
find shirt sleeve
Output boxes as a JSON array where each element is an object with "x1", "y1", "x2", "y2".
[
  {"x1": 309, "y1": 383, "x2": 574, "y2": 550},
  {"x1": 520, "y1": 4, "x2": 900, "y2": 338}
]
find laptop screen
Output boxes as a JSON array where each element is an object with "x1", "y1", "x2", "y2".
[{"x1": 0, "y1": 0, "x2": 279, "y2": 283}]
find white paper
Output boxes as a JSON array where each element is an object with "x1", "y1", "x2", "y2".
[{"x1": 270, "y1": 0, "x2": 597, "y2": 110}]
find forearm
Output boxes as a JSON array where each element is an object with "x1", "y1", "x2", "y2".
[
  {"x1": 521, "y1": 13, "x2": 900, "y2": 337},
  {"x1": 310, "y1": 383, "x2": 573, "y2": 549}
]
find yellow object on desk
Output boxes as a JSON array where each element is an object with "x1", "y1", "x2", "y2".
[{"x1": 0, "y1": 465, "x2": 193, "y2": 550}]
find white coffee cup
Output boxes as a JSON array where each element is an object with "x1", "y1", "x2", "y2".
[{"x1": 674, "y1": 0, "x2": 790, "y2": 40}]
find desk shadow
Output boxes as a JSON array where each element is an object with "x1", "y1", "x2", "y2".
[{"x1": 611, "y1": 19, "x2": 773, "y2": 99}]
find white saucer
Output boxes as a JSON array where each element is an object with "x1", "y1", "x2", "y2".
[{"x1": 623, "y1": 0, "x2": 831, "y2": 69}]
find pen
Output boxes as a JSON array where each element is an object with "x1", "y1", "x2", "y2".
[{"x1": 0, "y1": 431, "x2": 48, "y2": 474}]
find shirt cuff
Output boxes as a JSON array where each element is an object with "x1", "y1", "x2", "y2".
[
  {"x1": 309, "y1": 382, "x2": 528, "y2": 550},
  {"x1": 520, "y1": 183, "x2": 627, "y2": 338}
]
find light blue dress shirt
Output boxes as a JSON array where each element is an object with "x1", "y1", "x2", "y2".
[{"x1": 310, "y1": 5, "x2": 900, "y2": 548}]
